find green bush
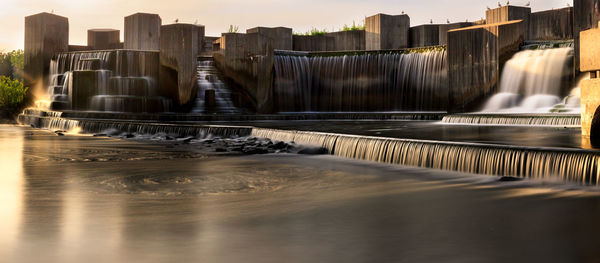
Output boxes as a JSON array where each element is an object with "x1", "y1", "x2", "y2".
[{"x1": 0, "y1": 76, "x2": 28, "y2": 115}]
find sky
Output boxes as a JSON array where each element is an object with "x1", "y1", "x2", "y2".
[{"x1": 0, "y1": 0, "x2": 571, "y2": 51}]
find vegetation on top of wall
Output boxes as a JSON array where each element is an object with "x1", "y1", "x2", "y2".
[
  {"x1": 341, "y1": 21, "x2": 365, "y2": 31},
  {"x1": 299, "y1": 45, "x2": 447, "y2": 58},
  {"x1": 293, "y1": 28, "x2": 329, "y2": 36},
  {"x1": 227, "y1": 25, "x2": 240, "y2": 33}
]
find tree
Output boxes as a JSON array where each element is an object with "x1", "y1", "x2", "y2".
[{"x1": 0, "y1": 76, "x2": 28, "y2": 115}]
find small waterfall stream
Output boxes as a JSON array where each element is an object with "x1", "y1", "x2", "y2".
[
  {"x1": 191, "y1": 58, "x2": 238, "y2": 114},
  {"x1": 482, "y1": 47, "x2": 575, "y2": 113},
  {"x1": 273, "y1": 50, "x2": 448, "y2": 112}
]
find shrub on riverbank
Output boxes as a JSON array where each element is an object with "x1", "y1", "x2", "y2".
[{"x1": 0, "y1": 76, "x2": 28, "y2": 119}]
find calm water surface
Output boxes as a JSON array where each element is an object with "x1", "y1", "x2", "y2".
[{"x1": 1, "y1": 125, "x2": 600, "y2": 263}]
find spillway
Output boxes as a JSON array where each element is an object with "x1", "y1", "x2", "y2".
[
  {"x1": 191, "y1": 58, "x2": 238, "y2": 114},
  {"x1": 273, "y1": 50, "x2": 447, "y2": 112}
]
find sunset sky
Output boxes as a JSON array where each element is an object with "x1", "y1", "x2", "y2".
[{"x1": 0, "y1": 0, "x2": 570, "y2": 51}]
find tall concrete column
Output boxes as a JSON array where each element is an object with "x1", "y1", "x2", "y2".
[
  {"x1": 574, "y1": 0, "x2": 600, "y2": 72},
  {"x1": 365, "y1": 14, "x2": 410, "y2": 50},
  {"x1": 159, "y1": 24, "x2": 202, "y2": 106},
  {"x1": 579, "y1": 27, "x2": 600, "y2": 140},
  {"x1": 124, "y1": 13, "x2": 162, "y2": 50},
  {"x1": 24, "y1": 12, "x2": 69, "y2": 90},
  {"x1": 88, "y1": 29, "x2": 120, "y2": 50}
]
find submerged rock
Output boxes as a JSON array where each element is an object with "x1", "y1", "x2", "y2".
[{"x1": 498, "y1": 176, "x2": 522, "y2": 182}]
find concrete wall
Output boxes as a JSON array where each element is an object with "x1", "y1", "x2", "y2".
[
  {"x1": 159, "y1": 24, "x2": 202, "y2": 106},
  {"x1": 574, "y1": 0, "x2": 600, "y2": 72},
  {"x1": 529, "y1": 7, "x2": 573, "y2": 41},
  {"x1": 124, "y1": 13, "x2": 161, "y2": 51},
  {"x1": 365, "y1": 13, "x2": 410, "y2": 50},
  {"x1": 486, "y1": 5, "x2": 531, "y2": 39},
  {"x1": 447, "y1": 20, "x2": 524, "y2": 112},
  {"x1": 87, "y1": 29, "x2": 121, "y2": 50},
  {"x1": 580, "y1": 27, "x2": 600, "y2": 138},
  {"x1": 409, "y1": 25, "x2": 441, "y2": 47},
  {"x1": 24, "y1": 12, "x2": 69, "y2": 91},
  {"x1": 439, "y1": 22, "x2": 474, "y2": 45},
  {"x1": 325, "y1": 30, "x2": 365, "y2": 51},
  {"x1": 292, "y1": 35, "x2": 335, "y2": 51},
  {"x1": 246, "y1": 27, "x2": 293, "y2": 51},
  {"x1": 203, "y1": 36, "x2": 219, "y2": 53}
]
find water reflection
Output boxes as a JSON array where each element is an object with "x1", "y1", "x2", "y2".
[{"x1": 3, "y1": 125, "x2": 600, "y2": 262}]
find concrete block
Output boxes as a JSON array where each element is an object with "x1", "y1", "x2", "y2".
[
  {"x1": 529, "y1": 7, "x2": 573, "y2": 41},
  {"x1": 439, "y1": 22, "x2": 473, "y2": 45},
  {"x1": 159, "y1": 24, "x2": 201, "y2": 105},
  {"x1": 365, "y1": 13, "x2": 410, "y2": 50},
  {"x1": 580, "y1": 28, "x2": 600, "y2": 72},
  {"x1": 447, "y1": 20, "x2": 524, "y2": 112},
  {"x1": 24, "y1": 12, "x2": 69, "y2": 90},
  {"x1": 87, "y1": 29, "x2": 121, "y2": 50},
  {"x1": 486, "y1": 5, "x2": 530, "y2": 39},
  {"x1": 581, "y1": 78, "x2": 600, "y2": 137},
  {"x1": 246, "y1": 27, "x2": 293, "y2": 51},
  {"x1": 325, "y1": 30, "x2": 365, "y2": 51},
  {"x1": 410, "y1": 24, "x2": 441, "y2": 47},
  {"x1": 292, "y1": 35, "x2": 335, "y2": 51},
  {"x1": 574, "y1": 0, "x2": 600, "y2": 71},
  {"x1": 69, "y1": 70, "x2": 111, "y2": 110},
  {"x1": 124, "y1": 13, "x2": 161, "y2": 51}
]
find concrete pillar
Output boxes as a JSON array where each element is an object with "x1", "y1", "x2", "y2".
[
  {"x1": 574, "y1": 0, "x2": 600, "y2": 72},
  {"x1": 246, "y1": 27, "x2": 292, "y2": 52},
  {"x1": 24, "y1": 12, "x2": 69, "y2": 90},
  {"x1": 365, "y1": 13, "x2": 410, "y2": 50},
  {"x1": 409, "y1": 24, "x2": 441, "y2": 47},
  {"x1": 159, "y1": 24, "x2": 202, "y2": 106},
  {"x1": 579, "y1": 27, "x2": 600, "y2": 138},
  {"x1": 124, "y1": 13, "x2": 162, "y2": 51},
  {"x1": 447, "y1": 20, "x2": 524, "y2": 112},
  {"x1": 439, "y1": 22, "x2": 473, "y2": 45},
  {"x1": 88, "y1": 29, "x2": 120, "y2": 50},
  {"x1": 485, "y1": 5, "x2": 531, "y2": 39}
]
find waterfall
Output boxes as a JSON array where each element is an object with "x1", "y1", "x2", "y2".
[
  {"x1": 46, "y1": 50, "x2": 171, "y2": 113},
  {"x1": 482, "y1": 47, "x2": 574, "y2": 113},
  {"x1": 191, "y1": 58, "x2": 238, "y2": 114},
  {"x1": 273, "y1": 50, "x2": 448, "y2": 112}
]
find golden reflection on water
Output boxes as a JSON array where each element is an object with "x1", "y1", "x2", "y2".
[{"x1": 0, "y1": 126, "x2": 23, "y2": 256}]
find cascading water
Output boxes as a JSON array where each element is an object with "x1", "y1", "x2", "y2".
[
  {"x1": 191, "y1": 58, "x2": 238, "y2": 113},
  {"x1": 47, "y1": 50, "x2": 172, "y2": 113},
  {"x1": 482, "y1": 47, "x2": 575, "y2": 113},
  {"x1": 273, "y1": 50, "x2": 447, "y2": 112}
]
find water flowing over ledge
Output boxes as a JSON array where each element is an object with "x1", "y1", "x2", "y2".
[
  {"x1": 18, "y1": 110, "x2": 600, "y2": 185},
  {"x1": 441, "y1": 113, "x2": 581, "y2": 127}
]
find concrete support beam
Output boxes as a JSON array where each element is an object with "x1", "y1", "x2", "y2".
[
  {"x1": 409, "y1": 24, "x2": 441, "y2": 47},
  {"x1": 124, "y1": 13, "x2": 161, "y2": 51},
  {"x1": 447, "y1": 20, "x2": 524, "y2": 112},
  {"x1": 486, "y1": 5, "x2": 531, "y2": 39},
  {"x1": 159, "y1": 24, "x2": 202, "y2": 106},
  {"x1": 88, "y1": 29, "x2": 121, "y2": 50},
  {"x1": 365, "y1": 13, "x2": 410, "y2": 50},
  {"x1": 574, "y1": 0, "x2": 600, "y2": 72},
  {"x1": 24, "y1": 12, "x2": 69, "y2": 90}
]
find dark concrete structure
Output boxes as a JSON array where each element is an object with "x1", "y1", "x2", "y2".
[
  {"x1": 246, "y1": 27, "x2": 293, "y2": 51},
  {"x1": 579, "y1": 26, "x2": 600, "y2": 137},
  {"x1": 292, "y1": 35, "x2": 335, "y2": 51},
  {"x1": 159, "y1": 24, "x2": 202, "y2": 105},
  {"x1": 325, "y1": 30, "x2": 365, "y2": 51},
  {"x1": 574, "y1": 0, "x2": 600, "y2": 71},
  {"x1": 486, "y1": 5, "x2": 531, "y2": 39},
  {"x1": 409, "y1": 24, "x2": 441, "y2": 47},
  {"x1": 69, "y1": 70, "x2": 105, "y2": 110},
  {"x1": 529, "y1": 7, "x2": 573, "y2": 41},
  {"x1": 447, "y1": 20, "x2": 524, "y2": 112},
  {"x1": 87, "y1": 29, "x2": 121, "y2": 50},
  {"x1": 24, "y1": 13, "x2": 69, "y2": 90},
  {"x1": 439, "y1": 22, "x2": 474, "y2": 45},
  {"x1": 365, "y1": 14, "x2": 410, "y2": 50},
  {"x1": 124, "y1": 13, "x2": 162, "y2": 51}
]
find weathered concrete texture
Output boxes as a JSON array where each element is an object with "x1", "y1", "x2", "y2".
[
  {"x1": 448, "y1": 20, "x2": 524, "y2": 112},
  {"x1": 24, "y1": 12, "x2": 69, "y2": 90},
  {"x1": 365, "y1": 13, "x2": 410, "y2": 50},
  {"x1": 69, "y1": 70, "x2": 110, "y2": 110},
  {"x1": 88, "y1": 29, "x2": 121, "y2": 50},
  {"x1": 325, "y1": 30, "x2": 366, "y2": 51},
  {"x1": 581, "y1": 78, "x2": 600, "y2": 137},
  {"x1": 159, "y1": 24, "x2": 202, "y2": 106},
  {"x1": 574, "y1": 0, "x2": 600, "y2": 71},
  {"x1": 529, "y1": 7, "x2": 573, "y2": 41},
  {"x1": 246, "y1": 27, "x2": 293, "y2": 51},
  {"x1": 202, "y1": 36, "x2": 219, "y2": 53},
  {"x1": 292, "y1": 35, "x2": 335, "y2": 51},
  {"x1": 409, "y1": 25, "x2": 441, "y2": 47},
  {"x1": 439, "y1": 22, "x2": 474, "y2": 45},
  {"x1": 486, "y1": 5, "x2": 531, "y2": 39},
  {"x1": 68, "y1": 45, "x2": 91, "y2": 52},
  {"x1": 124, "y1": 13, "x2": 161, "y2": 51},
  {"x1": 580, "y1": 28, "x2": 600, "y2": 72}
]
